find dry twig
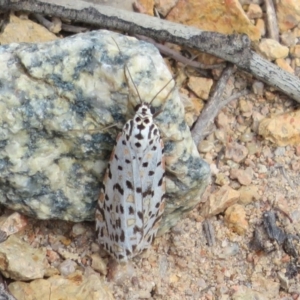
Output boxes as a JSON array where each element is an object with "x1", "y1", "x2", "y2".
[
  {"x1": 264, "y1": 0, "x2": 279, "y2": 41},
  {"x1": 61, "y1": 23, "x2": 88, "y2": 33},
  {"x1": 191, "y1": 65, "x2": 251, "y2": 145},
  {"x1": 33, "y1": 13, "x2": 61, "y2": 33},
  {"x1": 136, "y1": 35, "x2": 225, "y2": 70},
  {"x1": 1, "y1": 0, "x2": 300, "y2": 102}
]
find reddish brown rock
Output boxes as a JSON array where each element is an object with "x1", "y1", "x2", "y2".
[
  {"x1": 275, "y1": 58, "x2": 294, "y2": 73},
  {"x1": 201, "y1": 185, "x2": 240, "y2": 217},
  {"x1": 290, "y1": 45, "x2": 300, "y2": 58},
  {"x1": 134, "y1": 0, "x2": 155, "y2": 15},
  {"x1": 155, "y1": 0, "x2": 179, "y2": 16},
  {"x1": 166, "y1": 0, "x2": 261, "y2": 41},
  {"x1": 258, "y1": 39, "x2": 289, "y2": 60},
  {"x1": 230, "y1": 168, "x2": 253, "y2": 186},
  {"x1": 0, "y1": 235, "x2": 47, "y2": 281},
  {"x1": 0, "y1": 14, "x2": 57, "y2": 44},
  {"x1": 259, "y1": 110, "x2": 300, "y2": 146},
  {"x1": 187, "y1": 77, "x2": 213, "y2": 100},
  {"x1": 91, "y1": 253, "x2": 107, "y2": 275},
  {"x1": 247, "y1": 3, "x2": 263, "y2": 19},
  {"x1": 277, "y1": 0, "x2": 300, "y2": 32},
  {"x1": 225, "y1": 204, "x2": 248, "y2": 235},
  {"x1": 0, "y1": 213, "x2": 27, "y2": 237},
  {"x1": 238, "y1": 185, "x2": 260, "y2": 205},
  {"x1": 255, "y1": 19, "x2": 266, "y2": 37},
  {"x1": 225, "y1": 143, "x2": 249, "y2": 163},
  {"x1": 9, "y1": 269, "x2": 114, "y2": 300},
  {"x1": 239, "y1": 99, "x2": 253, "y2": 118}
]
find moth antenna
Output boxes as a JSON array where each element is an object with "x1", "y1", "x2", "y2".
[
  {"x1": 151, "y1": 51, "x2": 202, "y2": 107},
  {"x1": 149, "y1": 76, "x2": 175, "y2": 105},
  {"x1": 111, "y1": 37, "x2": 143, "y2": 104}
]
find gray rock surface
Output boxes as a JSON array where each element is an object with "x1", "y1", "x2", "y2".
[{"x1": 0, "y1": 30, "x2": 210, "y2": 232}]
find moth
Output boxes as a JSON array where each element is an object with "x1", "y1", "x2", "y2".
[{"x1": 95, "y1": 41, "x2": 174, "y2": 261}]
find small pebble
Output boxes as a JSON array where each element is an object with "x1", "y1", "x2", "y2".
[
  {"x1": 58, "y1": 259, "x2": 77, "y2": 276},
  {"x1": 72, "y1": 223, "x2": 87, "y2": 236}
]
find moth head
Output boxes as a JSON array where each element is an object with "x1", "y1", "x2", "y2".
[{"x1": 135, "y1": 103, "x2": 155, "y2": 117}]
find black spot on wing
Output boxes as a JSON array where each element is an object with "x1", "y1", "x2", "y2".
[
  {"x1": 129, "y1": 120, "x2": 134, "y2": 136},
  {"x1": 120, "y1": 230, "x2": 125, "y2": 242},
  {"x1": 148, "y1": 124, "x2": 155, "y2": 139},
  {"x1": 137, "y1": 123, "x2": 146, "y2": 130},
  {"x1": 108, "y1": 167, "x2": 112, "y2": 179},
  {"x1": 137, "y1": 211, "x2": 143, "y2": 220},
  {"x1": 142, "y1": 188, "x2": 153, "y2": 198},
  {"x1": 133, "y1": 225, "x2": 142, "y2": 234},
  {"x1": 135, "y1": 133, "x2": 144, "y2": 140},
  {"x1": 129, "y1": 206, "x2": 134, "y2": 215},
  {"x1": 114, "y1": 183, "x2": 124, "y2": 195},
  {"x1": 158, "y1": 175, "x2": 164, "y2": 187},
  {"x1": 126, "y1": 180, "x2": 133, "y2": 190}
]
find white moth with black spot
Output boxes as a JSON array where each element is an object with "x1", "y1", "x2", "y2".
[{"x1": 95, "y1": 45, "x2": 174, "y2": 261}]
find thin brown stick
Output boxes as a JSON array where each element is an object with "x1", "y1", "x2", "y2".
[
  {"x1": 33, "y1": 13, "x2": 61, "y2": 33},
  {"x1": 136, "y1": 35, "x2": 225, "y2": 70},
  {"x1": 2, "y1": 0, "x2": 300, "y2": 102},
  {"x1": 224, "y1": 90, "x2": 250, "y2": 103},
  {"x1": 61, "y1": 23, "x2": 88, "y2": 33},
  {"x1": 191, "y1": 64, "x2": 235, "y2": 145},
  {"x1": 191, "y1": 89, "x2": 250, "y2": 145},
  {"x1": 202, "y1": 219, "x2": 215, "y2": 246},
  {"x1": 264, "y1": 0, "x2": 279, "y2": 41}
]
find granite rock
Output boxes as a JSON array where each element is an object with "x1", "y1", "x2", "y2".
[{"x1": 0, "y1": 30, "x2": 210, "y2": 233}]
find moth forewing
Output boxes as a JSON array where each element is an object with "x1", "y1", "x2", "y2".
[{"x1": 96, "y1": 38, "x2": 175, "y2": 262}]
